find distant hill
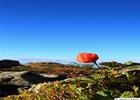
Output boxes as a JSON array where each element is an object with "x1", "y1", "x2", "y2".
[{"x1": 17, "y1": 58, "x2": 75, "y2": 64}]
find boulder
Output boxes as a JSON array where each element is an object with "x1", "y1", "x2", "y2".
[
  {"x1": 0, "y1": 71, "x2": 67, "y2": 97},
  {"x1": 0, "y1": 60, "x2": 21, "y2": 68},
  {"x1": 0, "y1": 71, "x2": 57, "y2": 97},
  {"x1": 0, "y1": 71, "x2": 56, "y2": 86},
  {"x1": 0, "y1": 71, "x2": 68, "y2": 87}
]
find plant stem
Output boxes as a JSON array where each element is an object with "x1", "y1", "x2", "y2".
[
  {"x1": 93, "y1": 62, "x2": 104, "y2": 75},
  {"x1": 93, "y1": 62, "x2": 102, "y2": 69},
  {"x1": 93, "y1": 62, "x2": 110, "y2": 82}
]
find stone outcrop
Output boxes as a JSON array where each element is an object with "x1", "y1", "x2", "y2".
[
  {"x1": 0, "y1": 71, "x2": 60, "y2": 86},
  {"x1": 0, "y1": 71, "x2": 67, "y2": 97}
]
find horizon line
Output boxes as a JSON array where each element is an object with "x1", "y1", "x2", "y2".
[{"x1": 0, "y1": 57, "x2": 140, "y2": 64}]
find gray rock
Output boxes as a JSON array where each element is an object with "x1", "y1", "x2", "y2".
[
  {"x1": 0, "y1": 71, "x2": 67, "y2": 97},
  {"x1": 0, "y1": 71, "x2": 30, "y2": 86},
  {"x1": 0, "y1": 71, "x2": 69, "y2": 87}
]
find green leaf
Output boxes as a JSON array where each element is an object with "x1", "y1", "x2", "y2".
[
  {"x1": 137, "y1": 89, "x2": 140, "y2": 97},
  {"x1": 91, "y1": 91, "x2": 113, "y2": 100},
  {"x1": 91, "y1": 94, "x2": 113, "y2": 100},
  {"x1": 120, "y1": 91, "x2": 133, "y2": 98},
  {"x1": 133, "y1": 86, "x2": 140, "y2": 97},
  {"x1": 96, "y1": 91, "x2": 109, "y2": 96},
  {"x1": 91, "y1": 73, "x2": 105, "y2": 80},
  {"x1": 124, "y1": 72, "x2": 129, "y2": 78},
  {"x1": 133, "y1": 85, "x2": 139, "y2": 93}
]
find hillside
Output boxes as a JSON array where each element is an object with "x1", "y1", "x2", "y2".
[{"x1": 0, "y1": 60, "x2": 140, "y2": 99}]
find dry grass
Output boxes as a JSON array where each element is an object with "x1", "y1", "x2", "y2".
[{"x1": 0, "y1": 62, "x2": 95, "y2": 76}]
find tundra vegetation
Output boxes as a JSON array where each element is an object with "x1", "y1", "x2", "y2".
[{"x1": 1, "y1": 60, "x2": 139, "y2": 100}]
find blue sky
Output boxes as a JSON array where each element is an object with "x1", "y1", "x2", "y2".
[{"x1": 0, "y1": 0, "x2": 140, "y2": 62}]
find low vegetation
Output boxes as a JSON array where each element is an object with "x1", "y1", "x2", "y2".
[{"x1": 1, "y1": 61, "x2": 140, "y2": 100}]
